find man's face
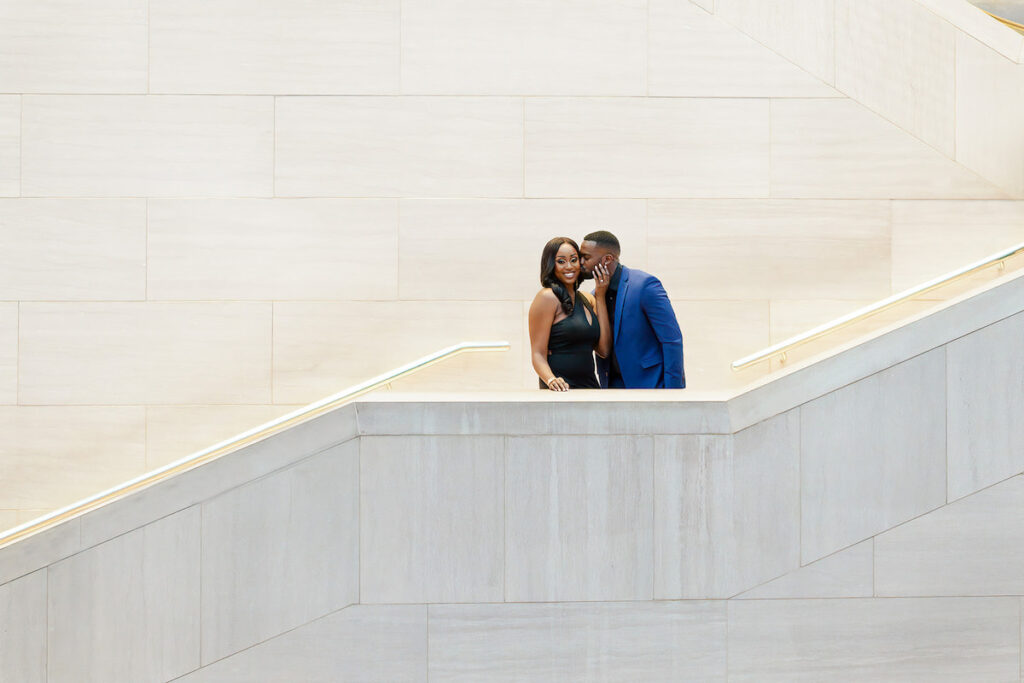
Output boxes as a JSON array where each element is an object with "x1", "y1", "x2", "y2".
[{"x1": 579, "y1": 240, "x2": 615, "y2": 280}]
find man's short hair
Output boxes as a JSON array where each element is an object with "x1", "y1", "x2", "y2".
[{"x1": 583, "y1": 230, "x2": 621, "y2": 255}]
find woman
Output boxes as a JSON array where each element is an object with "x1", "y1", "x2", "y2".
[{"x1": 529, "y1": 237, "x2": 612, "y2": 391}]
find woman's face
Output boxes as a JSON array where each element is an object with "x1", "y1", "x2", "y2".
[{"x1": 553, "y1": 242, "x2": 580, "y2": 287}]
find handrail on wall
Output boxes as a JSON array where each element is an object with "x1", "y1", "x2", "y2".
[
  {"x1": 0, "y1": 340, "x2": 510, "y2": 550},
  {"x1": 732, "y1": 241, "x2": 1024, "y2": 371}
]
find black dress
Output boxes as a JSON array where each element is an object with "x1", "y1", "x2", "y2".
[{"x1": 540, "y1": 298, "x2": 601, "y2": 389}]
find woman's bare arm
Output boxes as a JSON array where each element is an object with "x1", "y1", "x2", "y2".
[{"x1": 528, "y1": 289, "x2": 569, "y2": 391}]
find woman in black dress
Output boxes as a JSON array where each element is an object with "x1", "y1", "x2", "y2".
[{"x1": 528, "y1": 237, "x2": 612, "y2": 391}]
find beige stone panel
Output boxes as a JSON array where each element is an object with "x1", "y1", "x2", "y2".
[
  {"x1": 648, "y1": 199, "x2": 891, "y2": 300},
  {"x1": 19, "y1": 302, "x2": 272, "y2": 405},
  {"x1": 398, "y1": 199, "x2": 646, "y2": 301},
  {"x1": 671, "y1": 300, "x2": 769, "y2": 391},
  {"x1": 715, "y1": 0, "x2": 835, "y2": 84},
  {"x1": 0, "y1": 199, "x2": 145, "y2": 300},
  {"x1": 273, "y1": 301, "x2": 523, "y2": 403},
  {"x1": 0, "y1": 569, "x2": 46, "y2": 683},
  {"x1": 275, "y1": 97, "x2": 523, "y2": 197},
  {"x1": 649, "y1": 1, "x2": 838, "y2": 97},
  {"x1": 835, "y1": 0, "x2": 956, "y2": 156},
  {"x1": 691, "y1": 0, "x2": 714, "y2": 10},
  {"x1": 891, "y1": 200, "x2": 1024, "y2": 290},
  {"x1": 401, "y1": 0, "x2": 645, "y2": 95},
  {"x1": 0, "y1": 0, "x2": 146, "y2": 93},
  {"x1": 525, "y1": 98, "x2": 770, "y2": 198},
  {"x1": 149, "y1": 0, "x2": 398, "y2": 94},
  {"x1": 146, "y1": 405, "x2": 297, "y2": 470},
  {"x1": 918, "y1": 0, "x2": 1024, "y2": 63},
  {"x1": 21, "y1": 95, "x2": 273, "y2": 197},
  {"x1": 957, "y1": 33, "x2": 1024, "y2": 197},
  {"x1": 0, "y1": 510, "x2": 17, "y2": 532},
  {"x1": 771, "y1": 98, "x2": 1006, "y2": 198},
  {"x1": 147, "y1": 199, "x2": 397, "y2": 300},
  {"x1": 0, "y1": 304, "x2": 14, "y2": 404},
  {"x1": 0, "y1": 406, "x2": 145, "y2": 510},
  {"x1": 0, "y1": 97, "x2": 18, "y2": 197}
]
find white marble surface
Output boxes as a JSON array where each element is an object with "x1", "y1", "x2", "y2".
[
  {"x1": 875, "y1": 475, "x2": 1024, "y2": 596},
  {"x1": 0, "y1": 199, "x2": 145, "y2": 300},
  {"x1": 200, "y1": 441, "x2": 358, "y2": 664},
  {"x1": 273, "y1": 301, "x2": 524, "y2": 402},
  {"x1": 770, "y1": 98, "x2": 1006, "y2": 198},
  {"x1": 19, "y1": 302, "x2": 272, "y2": 405},
  {"x1": 0, "y1": 519, "x2": 80, "y2": 585},
  {"x1": 671, "y1": 299, "x2": 771, "y2": 391},
  {"x1": 506, "y1": 436, "x2": 654, "y2": 602},
  {"x1": 0, "y1": 0, "x2": 146, "y2": 93},
  {"x1": 919, "y1": 0, "x2": 1024, "y2": 62},
  {"x1": 956, "y1": 31, "x2": 1024, "y2": 197},
  {"x1": 177, "y1": 605, "x2": 426, "y2": 682},
  {"x1": 398, "y1": 198, "x2": 646, "y2": 301},
  {"x1": 835, "y1": 0, "x2": 957, "y2": 156},
  {"x1": 800, "y1": 349, "x2": 947, "y2": 563},
  {"x1": 0, "y1": 97, "x2": 18, "y2": 196},
  {"x1": 402, "y1": 0, "x2": 645, "y2": 95},
  {"x1": 0, "y1": 304, "x2": 15, "y2": 405},
  {"x1": 737, "y1": 540, "x2": 874, "y2": 599},
  {"x1": 275, "y1": 96, "x2": 523, "y2": 197},
  {"x1": 647, "y1": 199, "x2": 891, "y2": 300},
  {"x1": 21, "y1": 96, "x2": 273, "y2": 197},
  {"x1": 654, "y1": 411, "x2": 800, "y2": 599},
  {"x1": 525, "y1": 97, "x2": 769, "y2": 198},
  {"x1": 360, "y1": 436, "x2": 504, "y2": 603},
  {"x1": 947, "y1": 312, "x2": 1024, "y2": 500},
  {"x1": 728, "y1": 597, "x2": 1020, "y2": 680},
  {"x1": 0, "y1": 406, "x2": 145, "y2": 510},
  {"x1": 0, "y1": 569, "x2": 46, "y2": 683},
  {"x1": 149, "y1": 0, "x2": 399, "y2": 94},
  {"x1": 47, "y1": 507, "x2": 200, "y2": 683},
  {"x1": 715, "y1": 0, "x2": 835, "y2": 84},
  {"x1": 650, "y1": 1, "x2": 837, "y2": 97},
  {"x1": 429, "y1": 601, "x2": 726, "y2": 682},
  {"x1": 147, "y1": 198, "x2": 398, "y2": 301}
]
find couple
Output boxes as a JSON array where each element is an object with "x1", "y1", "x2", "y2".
[{"x1": 529, "y1": 230, "x2": 685, "y2": 391}]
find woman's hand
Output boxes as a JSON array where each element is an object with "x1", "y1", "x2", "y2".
[
  {"x1": 593, "y1": 263, "x2": 610, "y2": 297},
  {"x1": 546, "y1": 376, "x2": 570, "y2": 392}
]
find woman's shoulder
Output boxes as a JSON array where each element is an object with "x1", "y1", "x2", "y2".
[{"x1": 532, "y1": 287, "x2": 559, "y2": 304}]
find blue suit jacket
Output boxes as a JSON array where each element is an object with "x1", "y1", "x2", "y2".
[{"x1": 596, "y1": 265, "x2": 685, "y2": 389}]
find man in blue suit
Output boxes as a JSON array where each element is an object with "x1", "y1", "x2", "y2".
[{"x1": 580, "y1": 231, "x2": 685, "y2": 389}]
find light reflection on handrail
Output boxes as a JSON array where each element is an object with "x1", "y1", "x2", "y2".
[
  {"x1": 732, "y1": 242, "x2": 1024, "y2": 371},
  {"x1": 0, "y1": 341, "x2": 510, "y2": 549}
]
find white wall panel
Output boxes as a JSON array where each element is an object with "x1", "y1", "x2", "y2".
[
  {"x1": 398, "y1": 198, "x2": 646, "y2": 300},
  {"x1": 649, "y1": 1, "x2": 837, "y2": 97},
  {"x1": 771, "y1": 98, "x2": 1006, "y2": 198},
  {"x1": 0, "y1": 0, "x2": 147, "y2": 93},
  {"x1": 275, "y1": 97, "x2": 523, "y2": 197},
  {"x1": 737, "y1": 539, "x2": 873, "y2": 599},
  {"x1": 360, "y1": 436, "x2": 504, "y2": 603},
  {"x1": 0, "y1": 97, "x2": 18, "y2": 196},
  {"x1": 835, "y1": 0, "x2": 956, "y2": 156},
  {"x1": 402, "y1": 0, "x2": 646, "y2": 95},
  {"x1": 201, "y1": 442, "x2": 358, "y2": 664},
  {"x1": 147, "y1": 199, "x2": 397, "y2": 300},
  {"x1": 145, "y1": 405, "x2": 294, "y2": 469},
  {"x1": 47, "y1": 507, "x2": 201, "y2": 683},
  {"x1": 648, "y1": 199, "x2": 891, "y2": 299},
  {"x1": 429, "y1": 601, "x2": 727, "y2": 682},
  {"x1": 19, "y1": 302, "x2": 272, "y2": 405},
  {"x1": 525, "y1": 98, "x2": 769, "y2": 198},
  {"x1": 150, "y1": 0, "x2": 399, "y2": 95},
  {"x1": 800, "y1": 349, "x2": 947, "y2": 562},
  {"x1": 0, "y1": 569, "x2": 46, "y2": 683},
  {"x1": 0, "y1": 199, "x2": 145, "y2": 300},
  {"x1": 0, "y1": 406, "x2": 145, "y2": 510},
  {"x1": 671, "y1": 299, "x2": 770, "y2": 391},
  {"x1": 0, "y1": 304, "x2": 15, "y2": 405},
  {"x1": 21, "y1": 96, "x2": 273, "y2": 197}
]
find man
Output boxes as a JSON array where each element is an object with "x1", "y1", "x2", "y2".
[{"x1": 579, "y1": 231, "x2": 685, "y2": 388}]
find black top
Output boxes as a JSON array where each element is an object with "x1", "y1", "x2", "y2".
[
  {"x1": 541, "y1": 296, "x2": 601, "y2": 389},
  {"x1": 605, "y1": 265, "x2": 624, "y2": 385}
]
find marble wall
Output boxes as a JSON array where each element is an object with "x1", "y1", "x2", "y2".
[{"x1": 2, "y1": 0, "x2": 1024, "y2": 531}]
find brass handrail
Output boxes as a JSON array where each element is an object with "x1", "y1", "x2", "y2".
[
  {"x1": 732, "y1": 242, "x2": 1024, "y2": 371},
  {"x1": 982, "y1": 8, "x2": 1024, "y2": 33},
  {"x1": 0, "y1": 341, "x2": 510, "y2": 549}
]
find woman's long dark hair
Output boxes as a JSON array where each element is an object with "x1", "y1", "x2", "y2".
[{"x1": 540, "y1": 237, "x2": 583, "y2": 316}]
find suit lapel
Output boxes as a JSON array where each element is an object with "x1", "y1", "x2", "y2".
[{"x1": 613, "y1": 266, "x2": 629, "y2": 344}]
